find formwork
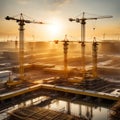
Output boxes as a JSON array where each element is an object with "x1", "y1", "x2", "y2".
[{"x1": 7, "y1": 106, "x2": 84, "y2": 120}]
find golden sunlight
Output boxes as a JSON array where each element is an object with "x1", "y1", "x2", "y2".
[{"x1": 47, "y1": 18, "x2": 63, "y2": 39}]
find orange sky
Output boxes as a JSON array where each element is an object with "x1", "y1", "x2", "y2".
[{"x1": 0, "y1": 0, "x2": 120, "y2": 41}]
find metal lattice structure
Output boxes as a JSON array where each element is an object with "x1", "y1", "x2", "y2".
[
  {"x1": 5, "y1": 13, "x2": 45, "y2": 81},
  {"x1": 8, "y1": 106, "x2": 81, "y2": 120},
  {"x1": 69, "y1": 12, "x2": 113, "y2": 80}
]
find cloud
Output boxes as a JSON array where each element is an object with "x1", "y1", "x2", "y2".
[
  {"x1": 50, "y1": 0, "x2": 72, "y2": 6},
  {"x1": 16, "y1": 0, "x2": 30, "y2": 5},
  {"x1": 46, "y1": 0, "x2": 73, "y2": 11}
]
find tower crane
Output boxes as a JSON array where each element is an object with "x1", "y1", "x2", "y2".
[
  {"x1": 92, "y1": 37, "x2": 98, "y2": 79},
  {"x1": 5, "y1": 13, "x2": 45, "y2": 84},
  {"x1": 54, "y1": 35, "x2": 82, "y2": 80},
  {"x1": 54, "y1": 35, "x2": 69, "y2": 80},
  {"x1": 69, "y1": 12, "x2": 113, "y2": 80},
  {"x1": 63, "y1": 35, "x2": 69, "y2": 80}
]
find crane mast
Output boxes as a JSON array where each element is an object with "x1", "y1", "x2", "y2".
[
  {"x1": 63, "y1": 35, "x2": 69, "y2": 80},
  {"x1": 92, "y1": 37, "x2": 98, "y2": 79},
  {"x1": 5, "y1": 13, "x2": 45, "y2": 81},
  {"x1": 69, "y1": 12, "x2": 113, "y2": 80},
  {"x1": 80, "y1": 12, "x2": 86, "y2": 79},
  {"x1": 54, "y1": 35, "x2": 69, "y2": 80},
  {"x1": 19, "y1": 15, "x2": 25, "y2": 80}
]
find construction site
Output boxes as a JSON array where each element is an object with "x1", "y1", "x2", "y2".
[{"x1": 0, "y1": 12, "x2": 120, "y2": 120}]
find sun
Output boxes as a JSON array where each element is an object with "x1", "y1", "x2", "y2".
[
  {"x1": 47, "y1": 18, "x2": 63, "y2": 38},
  {"x1": 49, "y1": 23, "x2": 60, "y2": 34}
]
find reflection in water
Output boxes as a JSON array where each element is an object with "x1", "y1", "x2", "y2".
[
  {"x1": 45, "y1": 99, "x2": 110, "y2": 120},
  {"x1": 0, "y1": 96, "x2": 48, "y2": 120},
  {"x1": 0, "y1": 96, "x2": 110, "y2": 120}
]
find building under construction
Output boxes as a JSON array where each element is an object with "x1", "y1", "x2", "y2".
[{"x1": 0, "y1": 13, "x2": 120, "y2": 120}]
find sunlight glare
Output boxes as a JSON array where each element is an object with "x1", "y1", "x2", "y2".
[{"x1": 47, "y1": 18, "x2": 63, "y2": 38}]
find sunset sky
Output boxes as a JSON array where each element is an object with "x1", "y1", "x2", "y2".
[{"x1": 0, "y1": 0, "x2": 120, "y2": 41}]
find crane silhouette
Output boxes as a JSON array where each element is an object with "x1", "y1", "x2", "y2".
[
  {"x1": 5, "y1": 13, "x2": 45, "y2": 81},
  {"x1": 69, "y1": 12, "x2": 113, "y2": 80}
]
